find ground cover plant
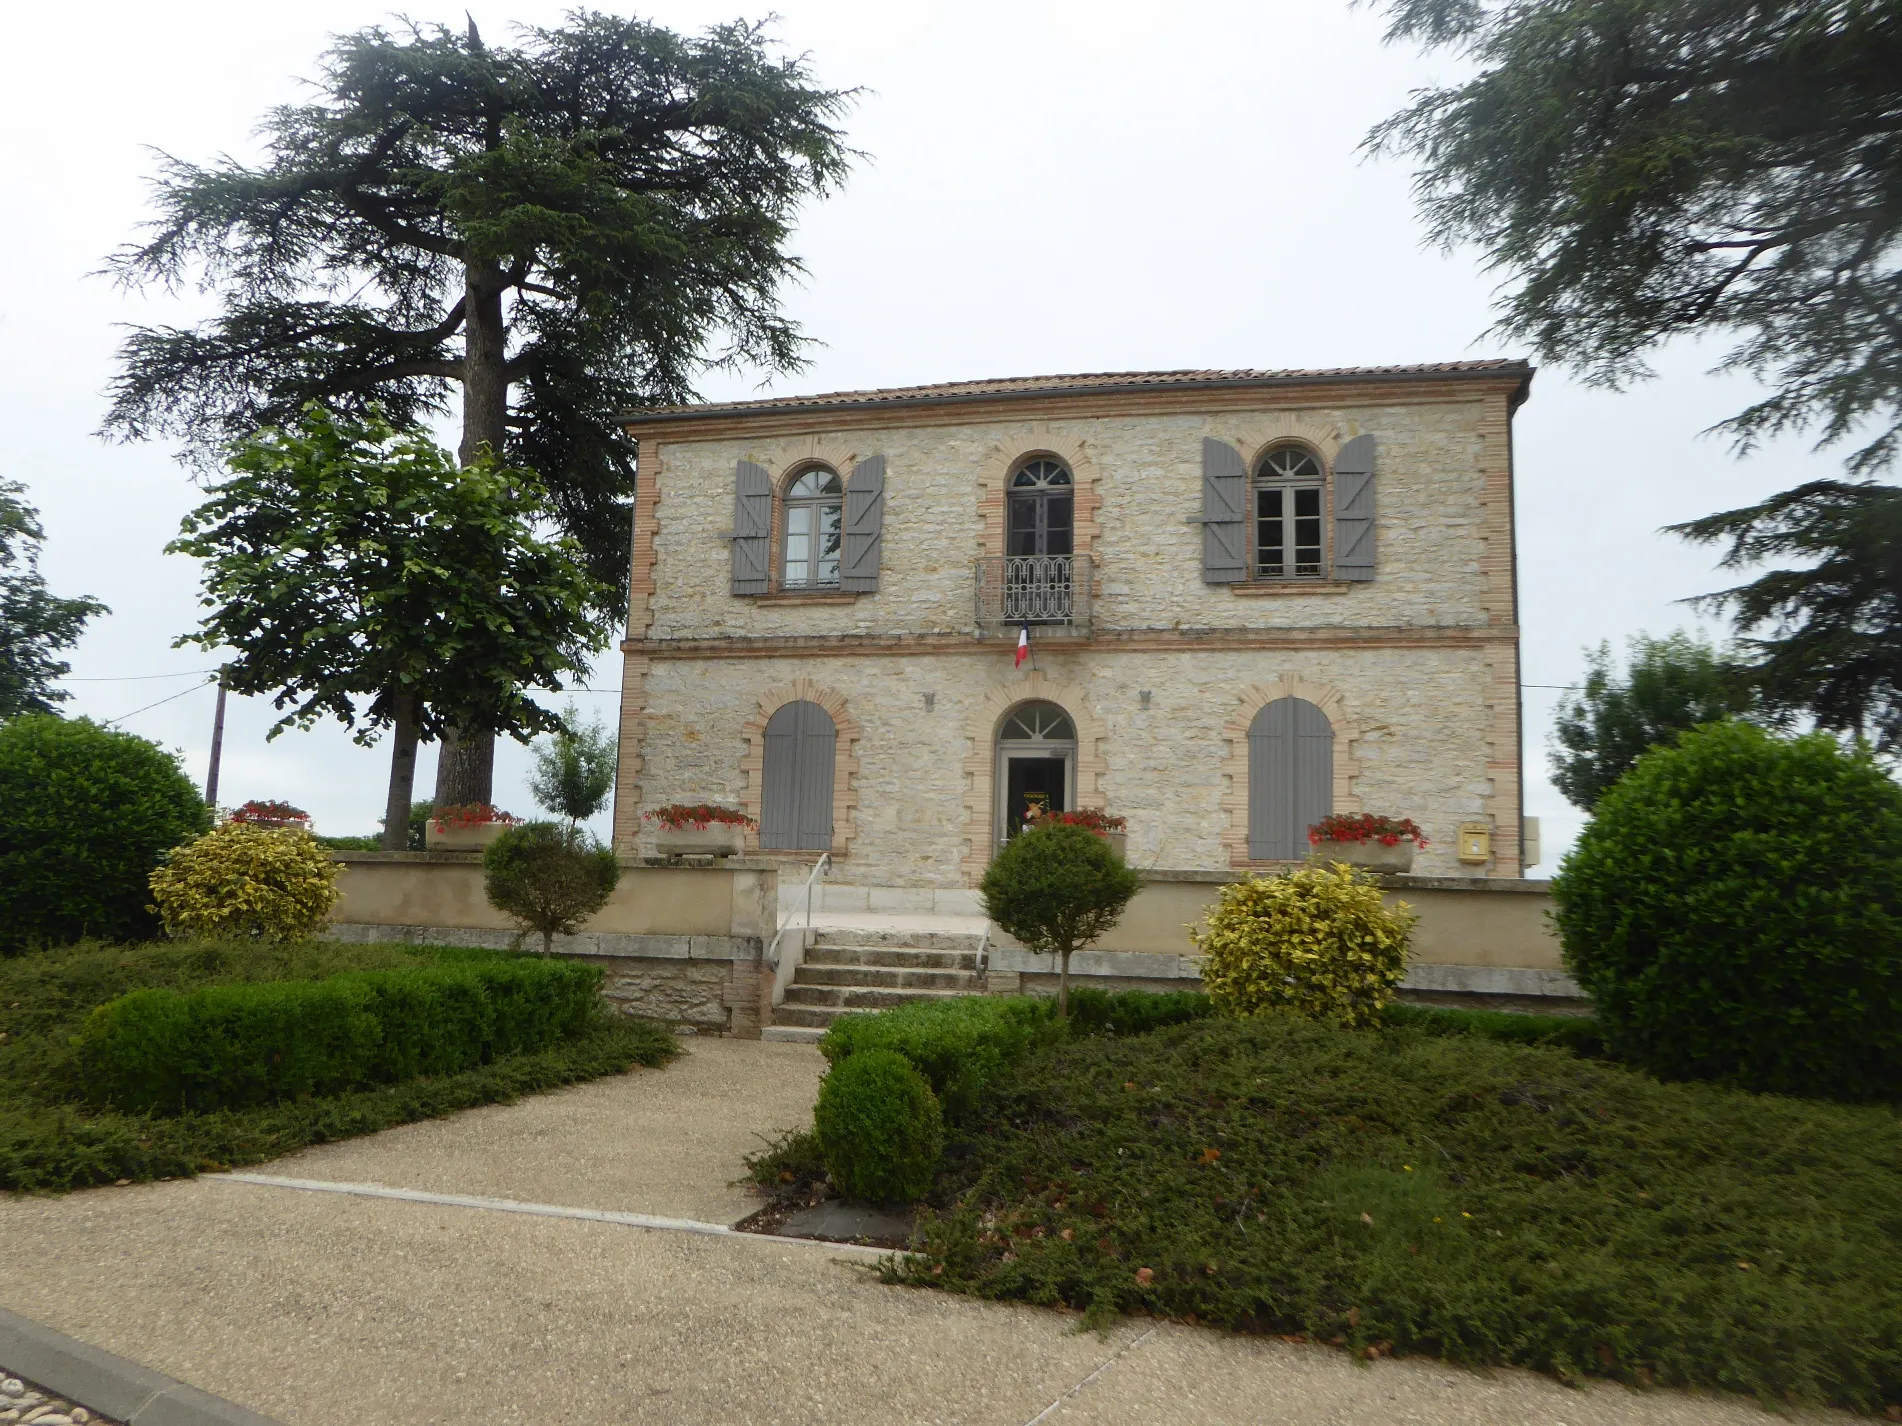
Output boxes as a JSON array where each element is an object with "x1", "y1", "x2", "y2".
[
  {"x1": 885, "y1": 1012, "x2": 1902, "y2": 1413},
  {"x1": 0, "y1": 938, "x2": 675, "y2": 1191}
]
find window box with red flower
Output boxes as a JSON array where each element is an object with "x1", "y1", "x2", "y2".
[
  {"x1": 426, "y1": 803, "x2": 521, "y2": 851},
  {"x1": 227, "y1": 799, "x2": 313, "y2": 833},
  {"x1": 1306, "y1": 813, "x2": 1429, "y2": 874},
  {"x1": 646, "y1": 804, "x2": 756, "y2": 858}
]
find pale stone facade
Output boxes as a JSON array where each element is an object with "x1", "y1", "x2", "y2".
[{"x1": 613, "y1": 364, "x2": 1531, "y2": 887}]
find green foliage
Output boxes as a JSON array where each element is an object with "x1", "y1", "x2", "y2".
[
  {"x1": 148, "y1": 822, "x2": 342, "y2": 940},
  {"x1": 0, "y1": 715, "x2": 211, "y2": 952},
  {"x1": 0, "y1": 480, "x2": 109, "y2": 719},
  {"x1": 1671, "y1": 482, "x2": 1902, "y2": 752},
  {"x1": 0, "y1": 937, "x2": 675, "y2": 1190},
  {"x1": 979, "y1": 823, "x2": 1141, "y2": 1013},
  {"x1": 1552, "y1": 720, "x2": 1902, "y2": 1100},
  {"x1": 105, "y1": 13, "x2": 857, "y2": 614},
  {"x1": 1549, "y1": 632, "x2": 1756, "y2": 810},
  {"x1": 1370, "y1": 0, "x2": 1902, "y2": 476},
  {"x1": 814, "y1": 1049, "x2": 944, "y2": 1204},
  {"x1": 1379, "y1": 1001, "x2": 1604, "y2": 1057},
  {"x1": 528, "y1": 704, "x2": 617, "y2": 828},
  {"x1": 741, "y1": 1126, "x2": 828, "y2": 1196},
  {"x1": 315, "y1": 834, "x2": 382, "y2": 851},
  {"x1": 1066, "y1": 987, "x2": 1213, "y2": 1038},
  {"x1": 78, "y1": 955, "x2": 605, "y2": 1113},
  {"x1": 483, "y1": 821, "x2": 620, "y2": 954},
  {"x1": 890, "y1": 1014, "x2": 1902, "y2": 1412},
  {"x1": 820, "y1": 996, "x2": 1062, "y2": 1124},
  {"x1": 1192, "y1": 864, "x2": 1417, "y2": 1028}
]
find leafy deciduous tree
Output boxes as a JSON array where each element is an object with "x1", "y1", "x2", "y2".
[
  {"x1": 168, "y1": 406, "x2": 608, "y2": 849},
  {"x1": 528, "y1": 702, "x2": 617, "y2": 831},
  {"x1": 105, "y1": 11, "x2": 856, "y2": 801},
  {"x1": 1549, "y1": 632, "x2": 1757, "y2": 811},
  {"x1": 0, "y1": 481, "x2": 108, "y2": 720}
]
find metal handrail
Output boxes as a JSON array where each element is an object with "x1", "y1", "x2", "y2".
[
  {"x1": 766, "y1": 853, "x2": 830, "y2": 1008},
  {"x1": 975, "y1": 554, "x2": 1092, "y2": 633}
]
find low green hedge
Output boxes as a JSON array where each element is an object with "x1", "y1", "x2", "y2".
[
  {"x1": 1067, "y1": 987, "x2": 1214, "y2": 1037},
  {"x1": 79, "y1": 957, "x2": 604, "y2": 1113},
  {"x1": 820, "y1": 996, "x2": 1062, "y2": 1124},
  {"x1": 815, "y1": 1048, "x2": 944, "y2": 1203},
  {"x1": 1380, "y1": 1001, "x2": 1604, "y2": 1056}
]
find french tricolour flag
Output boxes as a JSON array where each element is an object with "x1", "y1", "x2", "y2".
[{"x1": 1014, "y1": 625, "x2": 1030, "y2": 668}]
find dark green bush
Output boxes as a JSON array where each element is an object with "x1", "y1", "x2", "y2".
[
  {"x1": 0, "y1": 715, "x2": 211, "y2": 951},
  {"x1": 814, "y1": 1048, "x2": 943, "y2": 1203},
  {"x1": 484, "y1": 821, "x2": 620, "y2": 954},
  {"x1": 1067, "y1": 987, "x2": 1214, "y2": 1037},
  {"x1": 821, "y1": 995, "x2": 1061, "y2": 1123},
  {"x1": 1380, "y1": 1002, "x2": 1604, "y2": 1057},
  {"x1": 980, "y1": 822, "x2": 1141, "y2": 1013},
  {"x1": 78, "y1": 956, "x2": 603, "y2": 1112},
  {"x1": 1551, "y1": 721, "x2": 1902, "y2": 1100}
]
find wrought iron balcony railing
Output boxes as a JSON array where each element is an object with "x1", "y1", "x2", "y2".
[{"x1": 975, "y1": 554, "x2": 1092, "y2": 636}]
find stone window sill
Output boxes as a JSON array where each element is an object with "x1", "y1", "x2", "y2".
[
  {"x1": 752, "y1": 589, "x2": 861, "y2": 606},
  {"x1": 1230, "y1": 580, "x2": 1356, "y2": 597}
]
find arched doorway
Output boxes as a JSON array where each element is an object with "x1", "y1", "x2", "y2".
[
  {"x1": 761, "y1": 699, "x2": 836, "y2": 850},
  {"x1": 1247, "y1": 696, "x2": 1333, "y2": 859},
  {"x1": 994, "y1": 700, "x2": 1076, "y2": 847}
]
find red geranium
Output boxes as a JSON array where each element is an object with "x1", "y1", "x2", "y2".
[
  {"x1": 1307, "y1": 813, "x2": 1429, "y2": 849},
  {"x1": 1024, "y1": 806, "x2": 1128, "y2": 833},
  {"x1": 645, "y1": 803, "x2": 757, "y2": 830},
  {"x1": 432, "y1": 803, "x2": 520, "y2": 831},
  {"x1": 229, "y1": 799, "x2": 311, "y2": 827}
]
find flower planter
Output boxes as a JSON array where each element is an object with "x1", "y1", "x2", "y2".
[
  {"x1": 425, "y1": 821, "x2": 512, "y2": 853},
  {"x1": 1310, "y1": 837, "x2": 1415, "y2": 874},
  {"x1": 656, "y1": 823, "x2": 746, "y2": 859},
  {"x1": 1097, "y1": 830, "x2": 1128, "y2": 861}
]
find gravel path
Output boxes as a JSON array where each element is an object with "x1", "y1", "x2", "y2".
[{"x1": 0, "y1": 1370, "x2": 110, "y2": 1425}]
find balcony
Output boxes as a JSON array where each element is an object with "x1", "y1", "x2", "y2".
[{"x1": 975, "y1": 554, "x2": 1092, "y2": 637}]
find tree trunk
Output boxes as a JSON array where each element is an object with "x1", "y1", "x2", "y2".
[
  {"x1": 439, "y1": 257, "x2": 514, "y2": 807},
  {"x1": 541, "y1": 928, "x2": 554, "y2": 956},
  {"x1": 381, "y1": 692, "x2": 423, "y2": 851},
  {"x1": 1058, "y1": 946, "x2": 1071, "y2": 1018}
]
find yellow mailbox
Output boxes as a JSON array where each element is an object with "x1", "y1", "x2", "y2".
[{"x1": 1457, "y1": 821, "x2": 1492, "y2": 865}]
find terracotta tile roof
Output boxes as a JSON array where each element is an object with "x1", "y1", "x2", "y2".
[{"x1": 624, "y1": 360, "x2": 1533, "y2": 423}]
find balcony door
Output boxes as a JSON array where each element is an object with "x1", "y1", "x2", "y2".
[{"x1": 1005, "y1": 459, "x2": 1075, "y2": 624}]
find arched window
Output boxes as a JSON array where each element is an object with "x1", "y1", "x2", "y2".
[
  {"x1": 1253, "y1": 444, "x2": 1325, "y2": 579},
  {"x1": 1007, "y1": 458, "x2": 1074, "y2": 558},
  {"x1": 782, "y1": 467, "x2": 843, "y2": 588},
  {"x1": 1247, "y1": 696, "x2": 1332, "y2": 859},
  {"x1": 761, "y1": 700, "x2": 836, "y2": 850},
  {"x1": 995, "y1": 699, "x2": 1076, "y2": 842}
]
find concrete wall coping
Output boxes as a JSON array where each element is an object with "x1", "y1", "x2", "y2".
[
  {"x1": 1137, "y1": 867, "x2": 1553, "y2": 894},
  {"x1": 330, "y1": 850, "x2": 784, "y2": 871}
]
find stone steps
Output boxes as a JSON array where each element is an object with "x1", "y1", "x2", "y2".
[
  {"x1": 805, "y1": 945, "x2": 979, "y2": 972},
  {"x1": 766, "y1": 921, "x2": 992, "y2": 1036}
]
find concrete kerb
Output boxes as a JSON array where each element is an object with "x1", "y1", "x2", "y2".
[{"x1": 0, "y1": 1304, "x2": 285, "y2": 1426}]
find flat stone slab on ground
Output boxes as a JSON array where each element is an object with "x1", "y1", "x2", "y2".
[{"x1": 778, "y1": 1199, "x2": 916, "y2": 1246}]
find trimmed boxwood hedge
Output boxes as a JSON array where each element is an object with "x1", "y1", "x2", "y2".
[
  {"x1": 78, "y1": 957, "x2": 604, "y2": 1113},
  {"x1": 820, "y1": 995, "x2": 1062, "y2": 1124}
]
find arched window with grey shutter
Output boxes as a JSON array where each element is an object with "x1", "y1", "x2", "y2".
[
  {"x1": 761, "y1": 699, "x2": 837, "y2": 851},
  {"x1": 1247, "y1": 696, "x2": 1333, "y2": 859}
]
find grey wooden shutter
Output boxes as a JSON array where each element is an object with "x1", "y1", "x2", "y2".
[
  {"x1": 1248, "y1": 697, "x2": 1334, "y2": 859},
  {"x1": 730, "y1": 461, "x2": 773, "y2": 595},
  {"x1": 1332, "y1": 434, "x2": 1376, "y2": 581},
  {"x1": 760, "y1": 700, "x2": 836, "y2": 851},
  {"x1": 1199, "y1": 438, "x2": 1247, "y2": 583},
  {"x1": 841, "y1": 454, "x2": 886, "y2": 593}
]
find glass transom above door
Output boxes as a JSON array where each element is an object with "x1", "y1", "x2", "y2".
[{"x1": 998, "y1": 702, "x2": 1075, "y2": 743}]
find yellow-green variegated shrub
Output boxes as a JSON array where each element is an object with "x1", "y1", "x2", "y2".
[
  {"x1": 1191, "y1": 863, "x2": 1415, "y2": 1027},
  {"x1": 149, "y1": 822, "x2": 342, "y2": 941}
]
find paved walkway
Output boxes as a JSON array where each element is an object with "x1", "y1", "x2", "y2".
[{"x1": 0, "y1": 1039, "x2": 1846, "y2": 1426}]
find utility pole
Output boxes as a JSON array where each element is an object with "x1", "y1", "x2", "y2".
[{"x1": 204, "y1": 670, "x2": 228, "y2": 807}]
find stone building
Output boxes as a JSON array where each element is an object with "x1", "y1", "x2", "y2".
[{"x1": 611, "y1": 362, "x2": 1535, "y2": 905}]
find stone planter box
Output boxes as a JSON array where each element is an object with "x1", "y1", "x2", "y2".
[
  {"x1": 1097, "y1": 831, "x2": 1127, "y2": 861},
  {"x1": 656, "y1": 823, "x2": 747, "y2": 859},
  {"x1": 425, "y1": 821, "x2": 513, "y2": 853},
  {"x1": 1310, "y1": 837, "x2": 1416, "y2": 874}
]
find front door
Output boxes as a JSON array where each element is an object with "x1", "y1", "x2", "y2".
[
  {"x1": 1005, "y1": 753, "x2": 1068, "y2": 837},
  {"x1": 994, "y1": 700, "x2": 1077, "y2": 846}
]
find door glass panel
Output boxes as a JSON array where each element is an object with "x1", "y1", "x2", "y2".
[
  {"x1": 1042, "y1": 494, "x2": 1073, "y2": 556},
  {"x1": 1293, "y1": 487, "x2": 1322, "y2": 576},
  {"x1": 1006, "y1": 756, "x2": 1068, "y2": 837},
  {"x1": 1256, "y1": 487, "x2": 1285, "y2": 577},
  {"x1": 1007, "y1": 495, "x2": 1041, "y2": 556}
]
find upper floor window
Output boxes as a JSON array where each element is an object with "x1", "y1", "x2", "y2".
[
  {"x1": 1254, "y1": 444, "x2": 1325, "y2": 578},
  {"x1": 1007, "y1": 458, "x2": 1074, "y2": 558},
  {"x1": 783, "y1": 466, "x2": 843, "y2": 588}
]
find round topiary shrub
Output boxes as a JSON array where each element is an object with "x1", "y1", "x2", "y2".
[
  {"x1": 483, "y1": 821, "x2": 619, "y2": 954},
  {"x1": 1191, "y1": 862, "x2": 1416, "y2": 1027},
  {"x1": 0, "y1": 715, "x2": 212, "y2": 951},
  {"x1": 814, "y1": 1047, "x2": 944, "y2": 1203},
  {"x1": 149, "y1": 821, "x2": 342, "y2": 940},
  {"x1": 979, "y1": 821, "x2": 1141, "y2": 1015},
  {"x1": 1552, "y1": 720, "x2": 1902, "y2": 1100}
]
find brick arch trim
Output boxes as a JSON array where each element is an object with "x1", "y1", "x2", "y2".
[
  {"x1": 976, "y1": 426, "x2": 1103, "y2": 591},
  {"x1": 1220, "y1": 678, "x2": 1364, "y2": 867},
  {"x1": 739, "y1": 677, "x2": 862, "y2": 860},
  {"x1": 959, "y1": 670, "x2": 1108, "y2": 883},
  {"x1": 1221, "y1": 412, "x2": 1347, "y2": 473}
]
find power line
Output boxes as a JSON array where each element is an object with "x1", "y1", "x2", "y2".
[
  {"x1": 58, "y1": 668, "x2": 221, "y2": 682},
  {"x1": 104, "y1": 677, "x2": 219, "y2": 727}
]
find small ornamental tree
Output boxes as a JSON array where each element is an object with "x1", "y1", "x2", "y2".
[
  {"x1": 979, "y1": 822, "x2": 1140, "y2": 1015},
  {"x1": 0, "y1": 715, "x2": 211, "y2": 950},
  {"x1": 483, "y1": 821, "x2": 619, "y2": 955},
  {"x1": 1551, "y1": 720, "x2": 1902, "y2": 1100},
  {"x1": 1192, "y1": 864, "x2": 1416, "y2": 1028},
  {"x1": 528, "y1": 704, "x2": 617, "y2": 832},
  {"x1": 149, "y1": 822, "x2": 342, "y2": 941}
]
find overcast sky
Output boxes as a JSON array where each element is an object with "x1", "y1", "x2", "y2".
[{"x1": 0, "y1": 0, "x2": 1843, "y2": 864}]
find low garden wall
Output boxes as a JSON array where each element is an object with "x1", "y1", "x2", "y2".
[
  {"x1": 987, "y1": 870, "x2": 1576, "y2": 1005},
  {"x1": 325, "y1": 852, "x2": 778, "y2": 1037}
]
